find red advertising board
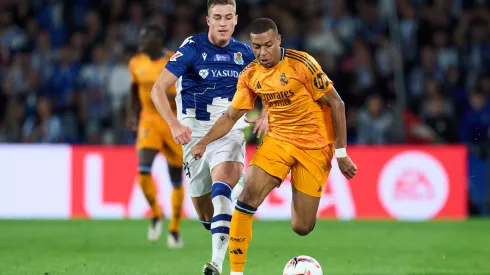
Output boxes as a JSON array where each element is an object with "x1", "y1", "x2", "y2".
[{"x1": 68, "y1": 145, "x2": 467, "y2": 221}]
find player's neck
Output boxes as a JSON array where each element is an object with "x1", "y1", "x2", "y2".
[
  {"x1": 145, "y1": 49, "x2": 163, "y2": 61},
  {"x1": 208, "y1": 32, "x2": 230, "y2": 48}
]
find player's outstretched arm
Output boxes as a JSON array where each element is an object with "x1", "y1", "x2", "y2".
[
  {"x1": 150, "y1": 68, "x2": 192, "y2": 144},
  {"x1": 151, "y1": 68, "x2": 179, "y2": 125},
  {"x1": 191, "y1": 106, "x2": 248, "y2": 160},
  {"x1": 319, "y1": 87, "x2": 357, "y2": 179},
  {"x1": 319, "y1": 87, "x2": 347, "y2": 149}
]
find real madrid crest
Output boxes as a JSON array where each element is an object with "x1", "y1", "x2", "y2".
[
  {"x1": 280, "y1": 73, "x2": 288, "y2": 86},
  {"x1": 234, "y1": 52, "x2": 244, "y2": 65}
]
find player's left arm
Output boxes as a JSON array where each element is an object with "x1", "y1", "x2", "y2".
[
  {"x1": 318, "y1": 87, "x2": 346, "y2": 149},
  {"x1": 299, "y1": 53, "x2": 347, "y2": 150},
  {"x1": 301, "y1": 52, "x2": 357, "y2": 178},
  {"x1": 319, "y1": 85, "x2": 357, "y2": 179}
]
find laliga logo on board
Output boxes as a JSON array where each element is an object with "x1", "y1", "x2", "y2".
[{"x1": 378, "y1": 151, "x2": 449, "y2": 221}]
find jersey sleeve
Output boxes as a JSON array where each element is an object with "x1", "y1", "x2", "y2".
[
  {"x1": 231, "y1": 73, "x2": 257, "y2": 110},
  {"x1": 297, "y1": 52, "x2": 333, "y2": 101},
  {"x1": 128, "y1": 57, "x2": 138, "y2": 83},
  {"x1": 165, "y1": 36, "x2": 198, "y2": 78}
]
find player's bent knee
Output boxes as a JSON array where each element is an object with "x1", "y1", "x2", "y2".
[
  {"x1": 138, "y1": 165, "x2": 152, "y2": 175},
  {"x1": 211, "y1": 162, "x2": 243, "y2": 187},
  {"x1": 168, "y1": 166, "x2": 183, "y2": 185},
  {"x1": 171, "y1": 180, "x2": 183, "y2": 188},
  {"x1": 291, "y1": 222, "x2": 314, "y2": 236}
]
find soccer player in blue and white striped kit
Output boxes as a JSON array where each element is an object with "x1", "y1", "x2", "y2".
[{"x1": 151, "y1": 0, "x2": 266, "y2": 274}]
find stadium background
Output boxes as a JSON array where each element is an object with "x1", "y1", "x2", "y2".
[{"x1": 0, "y1": 0, "x2": 490, "y2": 217}]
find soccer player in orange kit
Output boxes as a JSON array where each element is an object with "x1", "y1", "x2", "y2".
[
  {"x1": 191, "y1": 18, "x2": 358, "y2": 274},
  {"x1": 127, "y1": 24, "x2": 184, "y2": 248}
]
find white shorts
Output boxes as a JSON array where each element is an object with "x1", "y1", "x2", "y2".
[{"x1": 183, "y1": 130, "x2": 246, "y2": 197}]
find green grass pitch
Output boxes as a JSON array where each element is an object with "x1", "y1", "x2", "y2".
[{"x1": 1, "y1": 219, "x2": 489, "y2": 275}]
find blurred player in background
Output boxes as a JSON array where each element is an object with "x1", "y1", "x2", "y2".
[
  {"x1": 150, "y1": 1, "x2": 265, "y2": 274},
  {"x1": 127, "y1": 25, "x2": 185, "y2": 248},
  {"x1": 191, "y1": 18, "x2": 358, "y2": 275}
]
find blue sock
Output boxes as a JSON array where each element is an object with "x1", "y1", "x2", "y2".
[{"x1": 210, "y1": 181, "x2": 233, "y2": 270}]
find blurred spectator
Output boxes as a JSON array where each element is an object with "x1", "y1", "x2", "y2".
[
  {"x1": 357, "y1": 94, "x2": 395, "y2": 144},
  {"x1": 36, "y1": 0, "x2": 66, "y2": 48},
  {"x1": 78, "y1": 44, "x2": 113, "y2": 144},
  {"x1": 122, "y1": 2, "x2": 145, "y2": 48},
  {"x1": 460, "y1": 91, "x2": 490, "y2": 145},
  {"x1": 0, "y1": 9, "x2": 27, "y2": 52},
  {"x1": 48, "y1": 44, "x2": 79, "y2": 110},
  {"x1": 31, "y1": 30, "x2": 54, "y2": 85},
  {"x1": 423, "y1": 96, "x2": 459, "y2": 143},
  {"x1": 22, "y1": 96, "x2": 62, "y2": 143}
]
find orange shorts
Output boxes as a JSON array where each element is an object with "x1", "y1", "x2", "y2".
[
  {"x1": 249, "y1": 135, "x2": 334, "y2": 197},
  {"x1": 136, "y1": 113, "x2": 183, "y2": 168}
]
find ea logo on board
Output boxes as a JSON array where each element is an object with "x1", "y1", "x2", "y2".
[{"x1": 378, "y1": 151, "x2": 449, "y2": 221}]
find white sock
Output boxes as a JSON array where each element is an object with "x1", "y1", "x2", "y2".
[
  {"x1": 211, "y1": 181, "x2": 233, "y2": 272},
  {"x1": 230, "y1": 272, "x2": 244, "y2": 275},
  {"x1": 231, "y1": 172, "x2": 245, "y2": 201}
]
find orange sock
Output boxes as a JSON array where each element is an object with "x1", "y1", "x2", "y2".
[
  {"x1": 138, "y1": 173, "x2": 162, "y2": 218},
  {"x1": 168, "y1": 185, "x2": 184, "y2": 232},
  {"x1": 229, "y1": 201, "x2": 257, "y2": 273}
]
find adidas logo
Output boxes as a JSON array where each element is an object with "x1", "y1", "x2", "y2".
[
  {"x1": 230, "y1": 248, "x2": 244, "y2": 254},
  {"x1": 220, "y1": 236, "x2": 226, "y2": 241},
  {"x1": 255, "y1": 81, "x2": 262, "y2": 90}
]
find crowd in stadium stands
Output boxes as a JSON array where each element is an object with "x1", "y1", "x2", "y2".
[{"x1": 0, "y1": 0, "x2": 489, "y2": 152}]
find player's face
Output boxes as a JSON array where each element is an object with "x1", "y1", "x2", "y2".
[
  {"x1": 250, "y1": 30, "x2": 282, "y2": 68},
  {"x1": 139, "y1": 29, "x2": 161, "y2": 52},
  {"x1": 207, "y1": 4, "x2": 237, "y2": 46}
]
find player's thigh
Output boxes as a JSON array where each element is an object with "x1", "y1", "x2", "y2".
[
  {"x1": 238, "y1": 165, "x2": 281, "y2": 208},
  {"x1": 290, "y1": 185, "x2": 321, "y2": 236},
  {"x1": 240, "y1": 136, "x2": 294, "y2": 208},
  {"x1": 183, "y1": 139, "x2": 213, "y2": 198},
  {"x1": 289, "y1": 145, "x2": 334, "y2": 235},
  {"x1": 290, "y1": 144, "x2": 334, "y2": 198},
  {"x1": 191, "y1": 192, "x2": 213, "y2": 222},
  {"x1": 208, "y1": 130, "x2": 246, "y2": 187}
]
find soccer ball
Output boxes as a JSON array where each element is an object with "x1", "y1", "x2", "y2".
[{"x1": 283, "y1": 255, "x2": 323, "y2": 275}]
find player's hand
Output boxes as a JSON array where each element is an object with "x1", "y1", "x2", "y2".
[
  {"x1": 337, "y1": 156, "x2": 357, "y2": 179},
  {"x1": 170, "y1": 123, "x2": 192, "y2": 144},
  {"x1": 191, "y1": 141, "x2": 206, "y2": 160},
  {"x1": 244, "y1": 115, "x2": 269, "y2": 138},
  {"x1": 126, "y1": 115, "x2": 138, "y2": 132}
]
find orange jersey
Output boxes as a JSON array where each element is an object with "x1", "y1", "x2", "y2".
[
  {"x1": 128, "y1": 51, "x2": 177, "y2": 116},
  {"x1": 231, "y1": 48, "x2": 335, "y2": 149}
]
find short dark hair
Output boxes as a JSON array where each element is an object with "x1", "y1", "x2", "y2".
[
  {"x1": 143, "y1": 24, "x2": 165, "y2": 40},
  {"x1": 207, "y1": 0, "x2": 236, "y2": 10},
  {"x1": 250, "y1": 18, "x2": 278, "y2": 35}
]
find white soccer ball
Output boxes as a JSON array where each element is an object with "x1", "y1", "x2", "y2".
[{"x1": 283, "y1": 255, "x2": 323, "y2": 275}]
